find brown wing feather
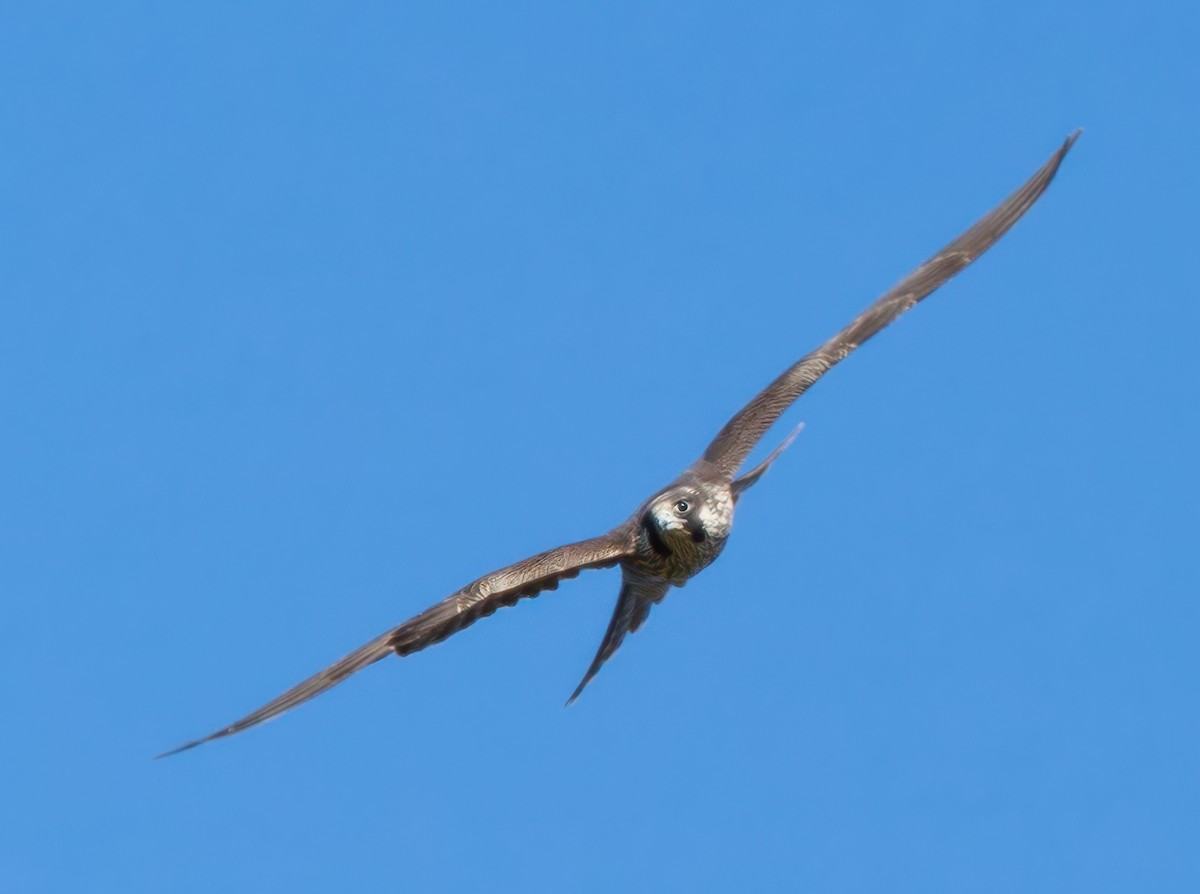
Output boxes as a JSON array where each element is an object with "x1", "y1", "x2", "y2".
[
  {"x1": 158, "y1": 531, "x2": 633, "y2": 757},
  {"x1": 699, "y1": 131, "x2": 1080, "y2": 479}
]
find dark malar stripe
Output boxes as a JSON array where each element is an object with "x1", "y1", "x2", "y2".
[{"x1": 641, "y1": 511, "x2": 671, "y2": 558}]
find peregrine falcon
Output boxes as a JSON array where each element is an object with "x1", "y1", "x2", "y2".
[{"x1": 160, "y1": 132, "x2": 1079, "y2": 757}]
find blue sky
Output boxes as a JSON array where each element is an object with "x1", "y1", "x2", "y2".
[{"x1": 3, "y1": 1, "x2": 1197, "y2": 891}]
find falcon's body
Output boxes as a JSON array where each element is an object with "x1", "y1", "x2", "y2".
[{"x1": 161, "y1": 133, "x2": 1079, "y2": 757}]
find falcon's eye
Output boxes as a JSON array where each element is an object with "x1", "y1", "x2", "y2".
[{"x1": 675, "y1": 500, "x2": 690, "y2": 514}]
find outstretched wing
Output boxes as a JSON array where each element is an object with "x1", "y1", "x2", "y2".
[
  {"x1": 159, "y1": 531, "x2": 634, "y2": 757},
  {"x1": 566, "y1": 570, "x2": 671, "y2": 705},
  {"x1": 698, "y1": 131, "x2": 1080, "y2": 480}
]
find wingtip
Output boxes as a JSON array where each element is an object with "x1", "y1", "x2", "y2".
[
  {"x1": 1060, "y1": 129, "x2": 1083, "y2": 158},
  {"x1": 1032, "y1": 129, "x2": 1082, "y2": 192},
  {"x1": 154, "y1": 742, "x2": 196, "y2": 760},
  {"x1": 155, "y1": 726, "x2": 235, "y2": 759}
]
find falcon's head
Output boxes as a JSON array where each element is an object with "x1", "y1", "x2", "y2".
[{"x1": 641, "y1": 485, "x2": 719, "y2": 556}]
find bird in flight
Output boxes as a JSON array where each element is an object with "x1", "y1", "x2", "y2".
[{"x1": 160, "y1": 132, "x2": 1079, "y2": 757}]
